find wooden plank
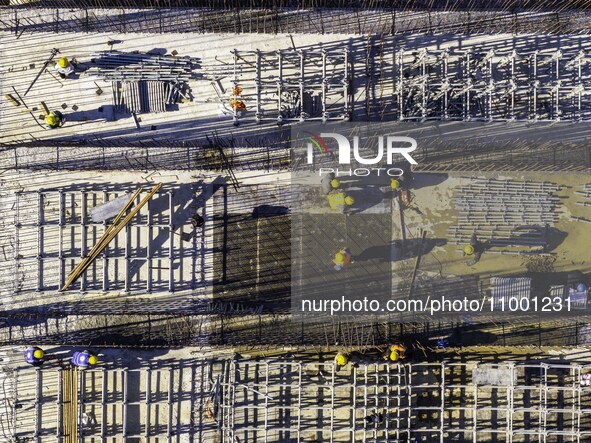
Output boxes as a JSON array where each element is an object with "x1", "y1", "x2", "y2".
[
  {"x1": 4, "y1": 94, "x2": 20, "y2": 106},
  {"x1": 61, "y1": 184, "x2": 162, "y2": 291}
]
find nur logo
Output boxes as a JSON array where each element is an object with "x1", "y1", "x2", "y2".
[
  {"x1": 305, "y1": 132, "x2": 331, "y2": 156},
  {"x1": 305, "y1": 132, "x2": 418, "y2": 165}
]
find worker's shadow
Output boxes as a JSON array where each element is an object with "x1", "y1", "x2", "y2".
[
  {"x1": 345, "y1": 186, "x2": 386, "y2": 214},
  {"x1": 355, "y1": 238, "x2": 447, "y2": 262},
  {"x1": 411, "y1": 173, "x2": 448, "y2": 190},
  {"x1": 489, "y1": 226, "x2": 567, "y2": 252},
  {"x1": 61, "y1": 106, "x2": 116, "y2": 122},
  {"x1": 127, "y1": 184, "x2": 201, "y2": 291}
]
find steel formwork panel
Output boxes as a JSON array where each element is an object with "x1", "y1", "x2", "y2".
[{"x1": 13, "y1": 189, "x2": 201, "y2": 295}]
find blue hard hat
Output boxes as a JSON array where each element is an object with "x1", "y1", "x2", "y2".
[{"x1": 577, "y1": 283, "x2": 587, "y2": 292}]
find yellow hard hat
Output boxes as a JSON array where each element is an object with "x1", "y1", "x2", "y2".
[
  {"x1": 390, "y1": 179, "x2": 400, "y2": 190},
  {"x1": 45, "y1": 113, "x2": 59, "y2": 127},
  {"x1": 331, "y1": 179, "x2": 341, "y2": 189},
  {"x1": 58, "y1": 57, "x2": 69, "y2": 68},
  {"x1": 464, "y1": 245, "x2": 475, "y2": 255},
  {"x1": 344, "y1": 196, "x2": 355, "y2": 206},
  {"x1": 33, "y1": 349, "x2": 44, "y2": 359},
  {"x1": 334, "y1": 252, "x2": 345, "y2": 265},
  {"x1": 389, "y1": 349, "x2": 400, "y2": 362},
  {"x1": 88, "y1": 355, "x2": 99, "y2": 365},
  {"x1": 336, "y1": 353, "x2": 348, "y2": 366}
]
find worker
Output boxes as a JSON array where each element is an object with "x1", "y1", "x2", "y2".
[
  {"x1": 327, "y1": 190, "x2": 355, "y2": 213},
  {"x1": 191, "y1": 213, "x2": 205, "y2": 228},
  {"x1": 45, "y1": 111, "x2": 64, "y2": 129},
  {"x1": 71, "y1": 350, "x2": 99, "y2": 369},
  {"x1": 333, "y1": 247, "x2": 352, "y2": 271},
  {"x1": 384, "y1": 343, "x2": 407, "y2": 362},
  {"x1": 24, "y1": 346, "x2": 45, "y2": 367},
  {"x1": 463, "y1": 232, "x2": 485, "y2": 265},
  {"x1": 55, "y1": 56, "x2": 76, "y2": 78},
  {"x1": 327, "y1": 189, "x2": 346, "y2": 212},
  {"x1": 320, "y1": 173, "x2": 336, "y2": 194},
  {"x1": 335, "y1": 352, "x2": 349, "y2": 367}
]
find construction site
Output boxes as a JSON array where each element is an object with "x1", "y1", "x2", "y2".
[{"x1": 2, "y1": 1, "x2": 591, "y2": 442}]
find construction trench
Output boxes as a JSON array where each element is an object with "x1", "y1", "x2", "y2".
[{"x1": 2, "y1": 2, "x2": 591, "y2": 443}]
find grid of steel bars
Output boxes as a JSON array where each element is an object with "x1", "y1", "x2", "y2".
[
  {"x1": 13, "y1": 189, "x2": 193, "y2": 294},
  {"x1": 231, "y1": 49, "x2": 350, "y2": 124},
  {"x1": 219, "y1": 360, "x2": 591, "y2": 443},
  {"x1": 12, "y1": 366, "x2": 194, "y2": 442}
]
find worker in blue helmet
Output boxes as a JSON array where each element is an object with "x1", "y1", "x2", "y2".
[
  {"x1": 24, "y1": 346, "x2": 45, "y2": 367},
  {"x1": 71, "y1": 350, "x2": 99, "y2": 369}
]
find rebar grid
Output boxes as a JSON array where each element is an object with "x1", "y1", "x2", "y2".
[
  {"x1": 11, "y1": 366, "x2": 205, "y2": 442},
  {"x1": 3, "y1": 6, "x2": 591, "y2": 36},
  {"x1": 13, "y1": 188, "x2": 199, "y2": 294},
  {"x1": 220, "y1": 360, "x2": 591, "y2": 443},
  {"x1": 230, "y1": 49, "x2": 350, "y2": 124}
]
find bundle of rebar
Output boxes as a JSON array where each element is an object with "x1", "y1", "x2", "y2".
[
  {"x1": 61, "y1": 368, "x2": 78, "y2": 443},
  {"x1": 91, "y1": 50, "x2": 197, "y2": 82},
  {"x1": 449, "y1": 178, "x2": 562, "y2": 248},
  {"x1": 572, "y1": 183, "x2": 591, "y2": 224}
]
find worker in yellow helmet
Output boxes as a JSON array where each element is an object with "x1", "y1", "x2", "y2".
[
  {"x1": 72, "y1": 350, "x2": 99, "y2": 369},
  {"x1": 45, "y1": 111, "x2": 64, "y2": 128},
  {"x1": 24, "y1": 346, "x2": 46, "y2": 367},
  {"x1": 384, "y1": 343, "x2": 407, "y2": 362},
  {"x1": 327, "y1": 189, "x2": 346, "y2": 212},
  {"x1": 335, "y1": 352, "x2": 349, "y2": 366},
  {"x1": 55, "y1": 56, "x2": 76, "y2": 78},
  {"x1": 463, "y1": 232, "x2": 485, "y2": 265},
  {"x1": 333, "y1": 247, "x2": 352, "y2": 271},
  {"x1": 327, "y1": 190, "x2": 354, "y2": 213}
]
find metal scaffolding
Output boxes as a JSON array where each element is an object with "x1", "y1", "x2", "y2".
[
  {"x1": 229, "y1": 48, "x2": 350, "y2": 124},
  {"x1": 219, "y1": 360, "x2": 591, "y2": 443},
  {"x1": 392, "y1": 49, "x2": 591, "y2": 122}
]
